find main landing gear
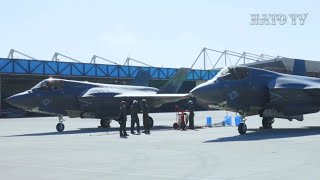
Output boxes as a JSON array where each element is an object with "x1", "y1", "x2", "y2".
[
  {"x1": 100, "y1": 119, "x2": 111, "y2": 128},
  {"x1": 238, "y1": 115, "x2": 247, "y2": 135},
  {"x1": 100, "y1": 118, "x2": 152, "y2": 128},
  {"x1": 236, "y1": 114, "x2": 275, "y2": 135},
  {"x1": 56, "y1": 115, "x2": 65, "y2": 132},
  {"x1": 262, "y1": 117, "x2": 274, "y2": 129},
  {"x1": 148, "y1": 117, "x2": 154, "y2": 129}
]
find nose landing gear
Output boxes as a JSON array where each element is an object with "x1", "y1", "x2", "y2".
[
  {"x1": 56, "y1": 115, "x2": 65, "y2": 132},
  {"x1": 100, "y1": 119, "x2": 111, "y2": 128},
  {"x1": 238, "y1": 115, "x2": 247, "y2": 135}
]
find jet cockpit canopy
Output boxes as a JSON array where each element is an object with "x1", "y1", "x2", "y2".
[
  {"x1": 31, "y1": 78, "x2": 64, "y2": 91},
  {"x1": 215, "y1": 66, "x2": 249, "y2": 80}
]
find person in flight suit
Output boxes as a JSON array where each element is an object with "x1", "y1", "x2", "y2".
[
  {"x1": 130, "y1": 100, "x2": 140, "y2": 134},
  {"x1": 141, "y1": 99, "x2": 150, "y2": 134},
  {"x1": 188, "y1": 100, "x2": 195, "y2": 129},
  {"x1": 118, "y1": 101, "x2": 129, "y2": 137}
]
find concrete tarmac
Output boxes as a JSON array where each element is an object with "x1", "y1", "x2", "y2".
[{"x1": 1, "y1": 111, "x2": 320, "y2": 180}]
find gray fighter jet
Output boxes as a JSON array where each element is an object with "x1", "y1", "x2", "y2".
[
  {"x1": 6, "y1": 68, "x2": 190, "y2": 132},
  {"x1": 190, "y1": 66, "x2": 320, "y2": 135}
]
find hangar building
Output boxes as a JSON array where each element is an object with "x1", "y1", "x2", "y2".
[{"x1": 1, "y1": 48, "x2": 319, "y2": 117}]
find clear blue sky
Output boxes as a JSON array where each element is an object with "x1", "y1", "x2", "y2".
[{"x1": 0, "y1": 0, "x2": 319, "y2": 69}]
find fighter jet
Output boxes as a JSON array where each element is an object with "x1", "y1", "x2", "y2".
[
  {"x1": 190, "y1": 66, "x2": 320, "y2": 135},
  {"x1": 5, "y1": 68, "x2": 190, "y2": 132}
]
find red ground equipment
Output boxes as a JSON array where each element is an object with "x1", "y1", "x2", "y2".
[{"x1": 173, "y1": 111, "x2": 189, "y2": 130}]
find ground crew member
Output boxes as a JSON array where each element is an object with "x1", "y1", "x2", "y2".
[
  {"x1": 141, "y1": 99, "x2": 150, "y2": 134},
  {"x1": 118, "y1": 101, "x2": 129, "y2": 137},
  {"x1": 188, "y1": 100, "x2": 195, "y2": 129},
  {"x1": 130, "y1": 100, "x2": 140, "y2": 134}
]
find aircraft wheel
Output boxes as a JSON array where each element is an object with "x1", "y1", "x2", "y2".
[
  {"x1": 238, "y1": 123, "x2": 247, "y2": 135},
  {"x1": 100, "y1": 119, "x2": 111, "y2": 128},
  {"x1": 56, "y1": 123, "x2": 65, "y2": 132},
  {"x1": 262, "y1": 117, "x2": 273, "y2": 129},
  {"x1": 148, "y1": 117, "x2": 154, "y2": 128},
  {"x1": 173, "y1": 123, "x2": 179, "y2": 129}
]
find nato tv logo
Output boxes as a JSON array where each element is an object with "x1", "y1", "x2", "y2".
[{"x1": 250, "y1": 13, "x2": 308, "y2": 25}]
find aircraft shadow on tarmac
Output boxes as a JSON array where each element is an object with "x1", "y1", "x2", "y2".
[
  {"x1": 204, "y1": 126, "x2": 320, "y2": 143},
  {"x1": 5, "y1": 125, "x2": 173, "y2": 137}
]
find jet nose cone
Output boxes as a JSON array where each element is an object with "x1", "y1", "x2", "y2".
[
  {"x1": 190, "y1": 86, "x2": 201, "y2": 97},
  {"x1": 5, "y1": 94, "x2": 25, "y2": 108},
  {"x1": 5, "y1": 91, "x2": 36, "y2": 110},
  {"x1": 190, "y1": 82, "x2": 210, "y2": 102},
  {"x1": 5, "y1": 95, "x2": 18, "y2": 106}
]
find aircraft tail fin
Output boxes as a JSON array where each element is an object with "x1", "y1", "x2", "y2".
[
  {"x1": 292, "y1": 59, "x2": 306, "y2": 76},
  {"x1": 132, "y1": 69, "x2": 149, "y2": 86},
  {"x1": 158, "y1": 68, "x2": 190, "y2": 94}
]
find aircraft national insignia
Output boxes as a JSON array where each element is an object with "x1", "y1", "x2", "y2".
[
  {"x1": 228, "y1": 91, "x2": 239, "y2": 100},
  {"x1": 41, "y1": 99, "x2": 52, "y2": 106}
]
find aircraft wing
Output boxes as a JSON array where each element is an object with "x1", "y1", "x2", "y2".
[
  {"x1": 114, "y1": 93, "x2": 191, "y2": 108},
  {"x1": 267, "y1": 77, "x2": 320, "y2": 104},
  {"x1": 268, "y1": 77, "x2": 320, "y2": 90}
]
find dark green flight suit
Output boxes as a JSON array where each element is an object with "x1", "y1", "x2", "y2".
[
  {"x1": 141, "y1": 102, "x2": 150, "y2": 133},
  {"x1": 189, "y1": 103, "x2": 195, "y2": 129},
  {"x1": 118, "y1": 106, "x2": 128, "y2": 137},
  {"x1": 130, "y1": 103, "x2": 140, "y2": 133}
]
